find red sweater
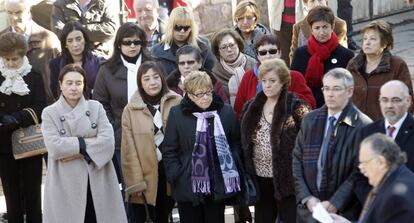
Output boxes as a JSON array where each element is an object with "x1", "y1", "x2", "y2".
[{"x1": 234, "y1": 68, "x2": 316, "y2": 119}]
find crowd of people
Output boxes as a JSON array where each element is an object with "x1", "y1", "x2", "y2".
[{"x1": 0, "y1": 0, "x2": 414, "y2": 223}]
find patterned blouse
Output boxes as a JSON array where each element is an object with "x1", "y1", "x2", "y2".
[{"x1": 252, "y1": 114, "x2": 273, "y2": 178}]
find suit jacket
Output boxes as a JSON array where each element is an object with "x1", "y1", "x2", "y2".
[
  {"x1": 0, "y1": 21, "x2": 61, "y2": 104},
  {"x1": 359, "y1": 165, "x2": 414, "y2": 223},
  {"x1": 353, "y1": 115, "x2": 414, "y2": 203}
]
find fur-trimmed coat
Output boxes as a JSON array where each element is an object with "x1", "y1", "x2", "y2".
[{"x1": 240, "y1": 91, "x2": 311, "y2": 200}]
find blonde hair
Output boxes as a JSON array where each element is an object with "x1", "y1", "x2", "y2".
[
  {"x1": 183, "y1": 71, "x2": 213, "y2": 94},
  {"x1": 259, "y1": 58, "x2": 291, "y2": 89},
  {"x1": 233, "y1": 0, "x2": 260, "y2": 24},
  {"x1": 163, "y1": 7, "x2": 199, "y2": 48}
]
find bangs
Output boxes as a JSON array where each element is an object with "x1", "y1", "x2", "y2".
[{"x1": 173, "y1": 17, "x2": 192, "y2": 27}]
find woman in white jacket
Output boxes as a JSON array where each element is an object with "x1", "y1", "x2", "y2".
[{"x1": 41, "y1": 64, "x2": 127, "y2": 223}]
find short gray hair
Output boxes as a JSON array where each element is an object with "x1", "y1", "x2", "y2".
[
  {"x1": 323, "y1": 68, "x2": 354, "y2": 88},
  {"x1": 134, "y1": 0, "x2": 159, "y2": 10},
  {"x1": 361, "y1": 133, "x2": 407, "y2": 166}
]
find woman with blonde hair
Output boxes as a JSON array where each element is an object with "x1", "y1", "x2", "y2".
[
  {"x1": 151, "y1": 6, "x2": 217, "y2": 75},
  {"x1": 240, "y1": 58, "x2": 310, "y2": 223}
]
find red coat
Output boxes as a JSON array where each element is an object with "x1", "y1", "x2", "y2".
[{"x1": 234, "y1": 67, "x2": 316, "y2": 119}]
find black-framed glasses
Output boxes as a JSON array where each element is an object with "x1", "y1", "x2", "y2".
[
  {"x1": 174, "y1": 25, "x2": 191, "y2": 32},
  {"x1": 178, "y1": 60, "x2": 196, "y2": 66},
  {"x1": 219, "y1": 43, "x2": 237, "y2": 51},
  {"x1": 121, "y1": 40, "x2": 143, "y2": 46},
  {"x1": 190, "y1": 89, "x2": 213, "y2": 98},
  {"x1": 257, "y1": 49, "x2": 278, "y2": 56},
  {"x1": 321, "y1": 86, "x2": 347, "y2": 93}
]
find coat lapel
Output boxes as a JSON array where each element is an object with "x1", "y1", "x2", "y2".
[{"x1": 395, "y1": 115, "x2": 414, "y2": 147}]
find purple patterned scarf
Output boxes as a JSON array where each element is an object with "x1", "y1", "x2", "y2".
[{"x1": 192, "y1": 111, "x2": 241, "y2": 195}]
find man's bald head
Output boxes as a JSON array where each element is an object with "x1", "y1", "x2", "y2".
[{"x1": 379, "y1": 80, "x2": 412, "y2": 124}]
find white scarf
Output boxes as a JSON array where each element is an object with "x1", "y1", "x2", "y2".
[
  {"x1": 0, "y1": 56, "x2": 32, "y2": 96},
  {"x1": 220, "y1": 53, "x2": 247, "y2": 106},
  {"x1": 121, "y1": 54, "x2": 142, "y2": 102}
]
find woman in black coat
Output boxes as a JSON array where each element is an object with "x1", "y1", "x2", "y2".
[
  {"x1": 290, "y1": 6, "x2": 354, "y2": 108},
  {"x1": 240, "y1": 58, "x2": 310, "y2": 223},
  {"x1": 162, "y1": 71, "x2": 241, "y2": 223},
  {"x1": 0, "y1": 32, "x2": 46, "y2": 223}
]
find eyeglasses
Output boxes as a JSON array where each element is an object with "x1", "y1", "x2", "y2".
[
  {"x1": 219, "y1": 42, "x2": 237, "y2": 51},
  {"x1": 358, "y1": 156, "x2": 377, "y2": 166},
  {"x1": 257, "y1": 49, "x2": 278, "y2": 56},
  {"x1": 121, "y1": 40, "x2": 143, "y2": 46},
  {"x1": 190, "y1": 90, "x2": 213, "y2": 98},
  {"x1": 321, "y1": 86, "x2": 347, "y2": 93},
  {"x1": 174, "y1": 25, "x2": 191, "y2": 32},
  {"x1": 236, "y1": 16, "x2": 256, "y2": 22},
  {"x1": 178, "y1": 60, "x2": 196, "y2": 66},
  {"x1": 379, "y1": 97, "x2": 406, "y2": 104}
]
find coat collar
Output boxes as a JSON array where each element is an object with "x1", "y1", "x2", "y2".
[
  {"x1": 56, "y1": 95, "x2": 88, "y2": 116},
  {"x1": 128, "y1": 90, "x2": 180, "y2": 110},
  {"x1": 315, "y1": 102, "x2": 359, "y2": 128},
  {"x1": 348, "y1": 50, "x2": 392, "y2": 74}
]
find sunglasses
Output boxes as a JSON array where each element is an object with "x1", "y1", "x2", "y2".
[
  {"x1": 121, "y1": 40, "x2": 143, "y2": 46},
  {"x1": 257, "y1": 49, "x2": 278, "y2": 56},
  {"x1": 174, "y1": 25, "x2": 191, "y2": 32},
  {"x1": 178, "y1": 60, "x2": 196, "y2": 66}
]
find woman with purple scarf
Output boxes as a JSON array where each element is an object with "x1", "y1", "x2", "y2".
[
  {"x1": 49, "y1": 21, "x2": 105, "y2": 99},
  {"x1": 162, "y1": 71, "x2": 242, "y2": 223}
]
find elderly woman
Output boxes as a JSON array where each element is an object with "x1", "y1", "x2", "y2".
[
  {"x1": 50, "y1": 21, "x2": 105, "y2": 98},
  {"x1": 93, "y1": 22, "x2": 151, "y2": 191},
  {"x1": 0, "y1": 32, "x2": 45, "y2": 223},
  {"x1": 211, "y1": 29, "x2": 256, "y2": 106},
  {"x1": 151, "y1": 6, "x2": 217, "y2": 75},
  {"x1": 233, "y1": 0, "x2": 269, "y2": 59},
  {"x1": 41, "y1": 64, "x2": 127, "y2": 222},
  {"x1": 234, "y1": 34, "x2": 316, "y2": 119},
  {"x1": 291, "y1": 6, "x2": 354, "y2": 108},
  {"x1": 167, "y1": 45, "x2": 229, "y2": 103},
  {"x1": 121, "y1": 61, "x2": 181, "y2": 223},
  {"x1": 162, "y1": 71, "x2": 241, "y2": 223},
  {"x1": 331, "y1": 133, "x2": 414, "y2": 223},
  {"x1": 241, "y1": 58, "x2": 310, "y2": 223},
  {"x1": 347, "y1": 20, "x2": 414, "y2": 121}
]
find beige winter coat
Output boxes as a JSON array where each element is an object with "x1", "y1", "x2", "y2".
[
  {"x1": 41, "y1": 96, "x2": 127, "y2": 223},
  {"x1": 121, "y1": 90, "x2": 181, "y2": 206}
]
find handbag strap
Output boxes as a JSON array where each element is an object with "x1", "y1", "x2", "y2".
[
  {"x1": 23, "y1": 108, "x2": 39, "y2": 125},
  {"x1": 142, "y1": 194, "x2": 153, "y2": 223}
]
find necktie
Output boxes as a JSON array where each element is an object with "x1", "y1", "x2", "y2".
[
  {"x1": 387, "y1": 126, "x2": 396, "y2": 137},
  {"x1": 320, "y1": 116, "x2": 337, "y2": 168}
]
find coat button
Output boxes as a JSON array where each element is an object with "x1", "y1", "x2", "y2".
[
  {"x1": 59, "y1": 129, "x2": 66, "y2": 135},
  {"x1": 91, "y1": 123, "x2": 97, "y2": 129},
  {"x1": 60, "y1": 116, "x2": 65, "y2": 122},
  {"x1": 85, "y1": 111, "x2": 90, "y2": 116}
]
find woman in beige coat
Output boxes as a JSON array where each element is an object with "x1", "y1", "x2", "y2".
[
  {"x1": 41, "y1": 64, "x2": 127, "y2": 223},
  {"x1": 121, "y1": 61, "x2": 181, "y2": 223}
]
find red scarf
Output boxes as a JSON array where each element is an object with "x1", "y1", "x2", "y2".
[{"x1": 305, "y1": 32, "x2": 339, "y2": 87}]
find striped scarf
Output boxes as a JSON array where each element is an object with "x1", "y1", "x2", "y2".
[{"x1": 191, "y1": 111, "x2": 241, "y2": 195}]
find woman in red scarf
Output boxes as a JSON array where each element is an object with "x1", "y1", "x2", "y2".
[{"x1": 290, "y1": 6, "x2": 354, "y2": 108}]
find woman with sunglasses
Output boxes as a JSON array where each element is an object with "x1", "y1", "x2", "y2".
[
  {"x1": 167, "y1": 45, "x2": 229, "y2": 103},
  {"x1": 93, "y1": 23, "x2": 151, "y2": 207},
  {"x1": 234, "y1": 34, "x2": 316, "y2": 119},
  {"x1": 162, "y1": 71, "x2": 242, "y2": 223},
  {"x1": 211, "y1": 29, "x2": 256, "y2": 106},
  {"x1": 50, "y1": 21, "x2": 105, "y2": 99},
  {"x1": 151, "y1": 6, "x2": 217, "y2": 75},
  {"x1": 233, "y1": 0, "x2": 269, "y2": 60}
]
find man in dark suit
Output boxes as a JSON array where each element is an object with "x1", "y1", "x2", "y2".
[
  {"x1": 353, "y1": 80, "x2": 414, "y2": 203},
  {"x1": 331, "y1": 133, "x2": 414, "y2": 223}
]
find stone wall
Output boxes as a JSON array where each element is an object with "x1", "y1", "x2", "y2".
[{"x1": 194, "y1": 0, "x2": 269, "y2": 36}]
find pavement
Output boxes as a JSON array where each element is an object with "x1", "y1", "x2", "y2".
[{"x1": 1, "y1": 8, "x2": 413, "y2": 223}]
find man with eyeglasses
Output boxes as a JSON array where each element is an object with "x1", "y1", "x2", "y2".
[
  {"x1": 293, "y1": 68, "x2": 371, "y2": 223},
  {"x1": 353, "y1": 80, "x2": 414, "y2": 205},
  {"x1": 135, "y1": 0, "x2": 166, "y2": 50}
]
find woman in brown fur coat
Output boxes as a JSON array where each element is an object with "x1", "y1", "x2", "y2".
[{"x1": 240, "y1": 58, "x2": 311, "y2": 223}]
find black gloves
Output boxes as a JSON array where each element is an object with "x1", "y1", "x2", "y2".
[{"x1": 1, "y1": 115, "x2": 20, "y2": 131}]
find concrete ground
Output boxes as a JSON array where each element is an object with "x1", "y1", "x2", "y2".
[{"x1": 1, "y1": 9, "x2": 413, "y2": 223}]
